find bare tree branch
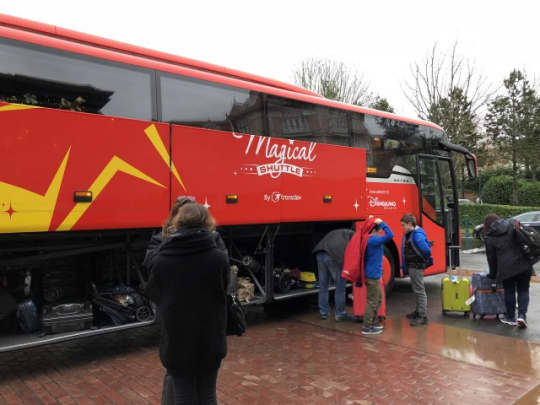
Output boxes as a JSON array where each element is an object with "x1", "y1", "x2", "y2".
[
  {"x1": 402, "y1": 41, "x2": 497, "y2": 121},
  {"x1": 293, "y1": 58, "x2": 375, "y2": 106}
]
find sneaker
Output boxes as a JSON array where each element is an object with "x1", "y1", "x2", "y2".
[
  {"x1": 335, "y1": 314, "x2": 356, "y2": 322},
  {"x1": 320, "y1": 314, "x2": 328, "y2": 320},
  {"x1": 406, "y1": 311, "x2": 419, "y2": 320},
  {"x1": 410, "y1": 317, "x2": 428, "y2": 327},
  {"x1": 372, "y1": 323, "x2": 384, "y2": 331},
  {"x1": 361, "y1": 327, "x2": 383, "y2": 335},
  {"x1": 500, "y1": 316, "x2": 517, "y2": 326},
  {"x1": 517, "y1": 315, "x2": 528, "y2": 329}
]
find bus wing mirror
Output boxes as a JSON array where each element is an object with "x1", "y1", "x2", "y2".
[{"x1": 465, "y1": 156, "x2": 477, "y2": 179}]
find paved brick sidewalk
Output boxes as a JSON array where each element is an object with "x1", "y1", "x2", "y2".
[{"x1": 0, "y1": 321, "x2": 537, "y2": 404}]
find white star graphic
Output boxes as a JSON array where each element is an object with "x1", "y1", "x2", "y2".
[
  {"x1": 203, "y1": 197, "x2": 211, "y2": 209},
  {"x1": 353, "y1": 200, "x2": 359, "y2": 211}
]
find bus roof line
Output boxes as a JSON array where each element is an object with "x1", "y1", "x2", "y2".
[
  {"x1": 0, "y1": 14, "x2": 443, "y2": 131},
  {"x1": 0, "y1": 13, "x2": 321, "y2": 99}
]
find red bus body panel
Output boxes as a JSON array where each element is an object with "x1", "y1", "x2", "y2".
[
  {"x1": 170, "y1": 126, "x2": 367, "y2": 225},
  {"x1": 1, "y1": 105, "x2": 367, "y2": 233},
  {"x1": 1, "y1": 104, "x2": 170, "y2": 233}
]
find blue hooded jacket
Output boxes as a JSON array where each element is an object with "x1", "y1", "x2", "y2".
[
  {"x1": 364, "y1": 222, "x2": 394, "y2": 279},
  {"x1": 401, "y1": 226, "x2": 432, "y2": 275}
]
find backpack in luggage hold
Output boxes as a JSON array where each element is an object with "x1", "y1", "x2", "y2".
[
  {"x1": 511, "y1": 220, "x2": 540, "y2": 264},
  {"x1": 353, "y1": 278, "x2": 386, "y2": 321},
  {"x1": 16, "y1": 299, "x2": 40, "y2": 333},
  {"x1": 470, "y1": 273, "x2": 506, "y2": 320},
  {"x1": 441, "y1": 275, "x2": 471, "y2": 316}
]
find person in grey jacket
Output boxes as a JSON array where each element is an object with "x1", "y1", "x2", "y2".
[{"x1": 313, "y1": 229, "x2": 355, "y2": 321}]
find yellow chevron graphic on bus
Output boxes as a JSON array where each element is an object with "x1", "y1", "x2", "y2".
[
  {"x1": 0, "y1": 103, "x2": 41, "y2": 112},
  {"x1": 56, "y1": 156, "x2": 165, "y2": 231},
  {"x1": 0, "y1": 148, "x2": 70, "y2": 233},
  {"x1": 144, "y1": 124, "x2": 187, "y2": 191}
]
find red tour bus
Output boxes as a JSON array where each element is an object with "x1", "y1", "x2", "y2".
[{"x1": 0, "y1": 14, "x2": 476, "y2": 351}]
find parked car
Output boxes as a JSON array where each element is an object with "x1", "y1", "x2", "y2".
[
  {"x1": 459, "y1": 198, "x2": 474, "y2": 205},
  {"x1": 473, "y1": 211, "x2": 540, "y2": 240}
]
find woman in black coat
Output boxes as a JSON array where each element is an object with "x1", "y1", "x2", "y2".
[
  {"x1": 485, "y1": 213, "x2": 533, "y2": 328},
  {"x1": 146, "y1": 203, "x2": 229, "y2": 405}
]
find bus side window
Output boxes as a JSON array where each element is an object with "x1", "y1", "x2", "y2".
[
  {"x1": 266, "y1": 96, "x2": 351, "y2": 146},
  {"x1": 160, "y1": 74, "x2": 264, "y2": 136},
  {"x1": 0, "y1": 38, "x2": 152, "y2": 121}
]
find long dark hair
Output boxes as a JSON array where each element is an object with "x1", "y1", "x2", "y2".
[
  {"x1": 171, "y1": 203, "x2": 216, "y2": 231},
  {"x1": 483, "y1": 213, "x2": 500, "y2": 235},
  {"x1": 162, "y1": 197, "x2": 195, "y2": 238}
]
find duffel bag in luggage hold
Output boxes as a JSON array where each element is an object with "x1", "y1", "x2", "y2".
[
  {"x1": 470, "y1": 273, "x2": 506, "y2": 320},
  {"x1": 41, "y1": 301, "x2": 93, "y2": 335},
  {"x1": 441, "y1": 275, "x2": 471, "y2": 316}
]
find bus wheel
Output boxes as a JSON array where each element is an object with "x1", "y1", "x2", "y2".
[{"x1": 383, "y1": 246, "x2": 395, "y2": 296}]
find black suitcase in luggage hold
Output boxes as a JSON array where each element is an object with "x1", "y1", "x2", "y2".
[{"x1": 41, "y1": 301, "x2": 93, "y2": 335}]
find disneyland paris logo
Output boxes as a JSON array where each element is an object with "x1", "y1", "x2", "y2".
[{"x1": 368, "y1": 196, "x2": 397, "y2": 209}]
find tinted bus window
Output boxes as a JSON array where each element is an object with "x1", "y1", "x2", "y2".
[
  {"x1": 0, "y1": 38, "x2": 152, "y2": 120},
  {"x1": 160, "y1": 74, "x2": 264, "y2": 136},
  {"x1": 364, "y1": 115, "x2": 425, "y2": 178},
  {"x1": 267, "y1": 96, "x2": 350, "y2": 146}
]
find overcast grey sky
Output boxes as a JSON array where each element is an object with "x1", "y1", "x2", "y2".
[{"x1": 1, "y1": 1, "x2": 538, "y2": 118}]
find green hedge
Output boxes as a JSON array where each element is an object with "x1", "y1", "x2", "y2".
[
  {"x1": 480, "y1": 175, "x2": 513, "y2": 205},
  {"x1": 518, "y1": 181, "x2": 540, "y2": 206},
  {"x1": 480, "y1": 175, "x2": 540, "y2": 206},
  {"x1": 459, "y1": 203, "x2": 540, "y2": 228}
]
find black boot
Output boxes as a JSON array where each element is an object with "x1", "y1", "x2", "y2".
[
  {"x1": 410, "y1": 316, "x2": 428, "y2": 327},
  {"x1": 406, "y1": 310, "x2": 419, "y2": 320}
]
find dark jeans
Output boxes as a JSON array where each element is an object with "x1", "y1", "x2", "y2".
[
  {"x1": 502, "y1": 272, "x2": 531, "y2": 319},
  {"x1": 162, "y1": 368, "x2": 219, "y2": 405},
  {"x1": 315, "y1": 252, "x2": 347, "y2": 319}
]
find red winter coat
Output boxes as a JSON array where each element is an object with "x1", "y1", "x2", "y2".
[{"x1": 341, "y1": 218, "x2": 377, "y2": 284}]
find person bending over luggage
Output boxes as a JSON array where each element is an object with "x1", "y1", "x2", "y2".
[
  {"x1": 400, "y1": 213, "x2": 433, "y2": 327},
  {"x1": 361, "y1": 218, "x2": 394, "y2": 335},
  {"x1": 142, "y1": 196, "x2": 228, "y2": 272},
  {"x1": 484, "y1": 213, "x2": 533, "y2": 328},
  {"x1": 145, "y1": 203, "x2": 229, "y2": 405},
  {"x1": 313, "y1": 228, "x2": 356, "y2": 321}
]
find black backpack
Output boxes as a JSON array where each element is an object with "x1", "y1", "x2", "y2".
[{"x1": 511, "y1": 220, "x2": 540, "y2": 264}]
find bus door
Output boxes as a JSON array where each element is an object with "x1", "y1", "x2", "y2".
[{"x1": 417, "y1": 155, "x2": 459, "y2": 272}]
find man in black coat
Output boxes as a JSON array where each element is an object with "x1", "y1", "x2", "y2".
[
  {"x1": 313, "y1": 228, "x2": 355, "y2": 321},
  {"x1": 145, "y1": 203, "x2": 229, "y2": 405},
  {"x1": 485, "y1": 214, "x2": 533, "y2": 328}
]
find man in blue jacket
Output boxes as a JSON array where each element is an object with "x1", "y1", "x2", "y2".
[
  {"x1": 400, "y1": 213, "x2": 433, "y2": 327},
  {"x1": 362, "y1": 218, "x2": 394, "y2": 335}
]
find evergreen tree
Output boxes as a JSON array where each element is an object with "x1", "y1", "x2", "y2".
[
  {"x1": 369, "y1": 97, "x2": 395, "y2": 113},
  {"x1": 485, "y1": 70, "x2": 539, "y2": 204}
]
